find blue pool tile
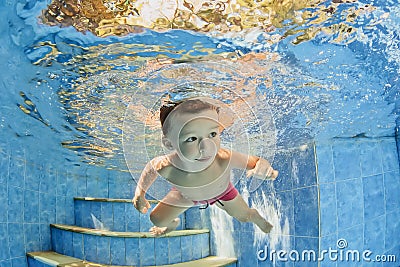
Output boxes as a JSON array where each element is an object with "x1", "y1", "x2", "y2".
[
  {"x1": 238, "y1": 233, "x2": 257, "y2": 267},
  {"x1": 185, "y1": 207, "x2": 205, "y2": 229},
  {"x1": 154, "y1": 238, "x2": 168, "y2": 265},
  {"x1": 0, "y1": 223, "x2": 10, "y2": 261},
  {"x1": 113, "y1": 202, "x2": 126, "y2": 231},
  {"x1": 125, "y1": 237, "x2": 140, "y2": 266},
  {"x1": 56, "y1": 196, "x2": 67, "y2": 224},
  {"x1": 101, "y1": 202, "x2": 114, "y2": 230},
  {"x1": 201, "y1": 234, "x2": 210, "y2": 257},
  {"x1": 39, "y1": 192, "x2": 56, "y2": 224},
  {"x1": 8, "y1": 157, "x2": 25, "y2": 189},
  {"x1": 10, "y1": 257, "x2": 26, "y2": 267},
  {"x1": 364, "y1": 215, "x2": 385, "y2": 254},
  {"x1": 319, "y1": 183, "x2": 337, "y2": 236},
  {"x1": 169, "y1": 236, "x2": 182, "y2": 264},
  {"x1": 316, "y1": 144, "x2": 335, "y2": 184},
  {"x1": 82, "y1": 203, "x2": 93, "y2": 229},
  {"x1": 139, "y1": 238, "x2": 155, "y2": 266},
  {"x1": 75, "y1": 175, "x2": 87, "y2": 197},
  {"x1": 65, "y1": 171, "x2": 77, "y2": 197},
  {"x1": 362, "y1": 174, "x2": 385, "y2": 220},
  {"x1": 338, "y1": 224, "x2": 363, "y2": 249},
  {"x1": 294, "y1": 237, "x2": 319, "y2": 267},
  {"x1": 291, "y1": 145, "x2": 317, "y2": 188},
  {"x1": 126, "y1": 203, "x2": 140, "y2": 232},
  {"x1": 65, "y1": 198, "x2": 75, "y2": 225},
  {"x1": 273, "y1": 150, "x2": 293, "y2": 192},
  {"x1": 332, "y1": 141, "x2": 361, "y2": 180},
  {"x1": 0, "y1": 259, "x2": 12, "y2": 267},
  {"x1": 383, "y1": 171, "x2": 400, "y2": 213},
  {"x1": 56, "y1": 171, "x2": 67, "y2": 196},
  {"x1": 51, "y1": 227, "x2": 63, "y2": 254},
  {"x1": 139, "y1": 209, "x2": 153, "y2": 232},
  {"x1": 74, "y1": 200, "x2": 84, "y2": 227},
  {"x1": 180, "y1": 235, "x2": 193, "y2": 262},
  {"x1": 319, "y1": 234, "x2": 338, "y2": 267},
  {"x1": 293, "y1": 186, "x2": 319, "y2": 237},
  {"x1": 8, "y1": 186, "x2": 23, "y2": 223},
  {"x1": 336, "y1": 179, "x2": 363, "y2": 229},
  {"x1": 25, "y1": 166, "x2": 39, "y2": 192},
  {"x1": 380, "y1": 139, "x2": 399, "y2": 172},
  {"x1": 83, "y1": 234, "x2": 97, "y2": 262},
  {"x1": 192, "y1": 234, "x2": 202, "y2": 260},
  {"x1": 113, "y1": 172, "x2": 134, "y2": 199},
  {"x1": 359, "y1": 141, "x2": 382, "y2": 177},
  {"x1": 337, "y1": 224, "x2": 363, "y2": 267},
  {"x1": 110, "y1": 237, "x2": 126, "y2": 265},
  {"x1": 97, "y1": 236, "x2": 111, "y2": 264},
  {"x1": 385, "y1": 209, "x2": 400, "y2": 251},
  {"x1": 24, "y1": 224, "x2": 40, "y2": 253},
  {"x1": 63, "y1": 231, "x2": 73, "y2": 256},
  {"x1": 8, "y1": 223, "x2": 24, "y2": 258},
  {"x1": 27, "y1": 257, "x2": 46, "y2": 267},
  {"x1": 0, "y1": 154, "x2": 9, "y2": 186},
  {"x1": 24, "y1": 190, "x2": 39, "y2": 223},
  {"x1": 273, "y1": 190, "x2": 294, "y2": 235},
  {"x1": 72, "y1": 233, "x2": 84, "y2": 260},
  {"x1": 273, "y1": 236, "x2": 295, "y2": 267},
  {"x1": 45, "y1": 167, "x2": 57, "y2": 196},
  {"x1": 383, "y1": 245, "x2": 400, "y2": 267},
  {"x1": 90, "y1": 202, "x2": 102, "y2": 228},
  {"x1": 0, "y1": 184, "x2": 7, "y2": 223},
  {"x1": 39, "y1": 224, "x2": 51, "y2": 251},
  {"x1": 86, "y1": 167, "x2": 107, "y2": 198}
]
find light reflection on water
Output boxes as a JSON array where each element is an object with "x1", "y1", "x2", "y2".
[{"x1": 10, "y1": 0, "x2": 398, "y2": 171}]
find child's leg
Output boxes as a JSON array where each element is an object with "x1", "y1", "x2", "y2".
[
  {"x1": 150, "y1": 189, "x2": 193, "y2": 236},
  {"x1": 216, "y1": 194, "x2": 273, "y2": 233}
]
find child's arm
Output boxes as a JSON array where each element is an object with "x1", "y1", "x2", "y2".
[
  {"x1": 228, "y1": 149, "x2": 278, "y2": 180},
  {"x1": 132, "y1": 157, "x2": 165, "y2": 213}
]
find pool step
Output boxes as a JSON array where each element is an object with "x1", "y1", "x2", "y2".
[
  {"x1": 73, "y1": 197, "x2": 186, "y2": 232},
  {"x1": 50, "y1": 224, "x2": 210, "y2": 266},
  {"x1": 27, "y1": 251, "x2": 237, "y2": 267}
]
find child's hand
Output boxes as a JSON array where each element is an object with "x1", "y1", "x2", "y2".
[
  {"x1": 247, "y1": 158, "x2": 279, "y2": 180},
  {"x1": 132, "y1": 194, "x2": 151, "y2": 214}
]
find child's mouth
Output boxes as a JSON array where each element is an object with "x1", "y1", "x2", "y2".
[{"x1": 196, "y1": 156, "x2": 212, "y2": 162}]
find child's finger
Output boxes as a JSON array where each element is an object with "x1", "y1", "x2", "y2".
[
  {"x1": 246, "y1": 169, "x2": 255, "y2": 178},
  {"x1": 266, "y1": 166, "x2": 273, "y2": 177},
  {"x1": 268, "y1": 170, "x2": 279, "y2": 180},
  {"x1": 141, "y1": 206, "x2": 148, "y2": 214}
]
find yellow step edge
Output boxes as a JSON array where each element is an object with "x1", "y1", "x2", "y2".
[
  {"x1": 27, "y1": 251, "x2": 81, "y2": 266},
  {"x1": 51, "y1": 224, "x2": 209, "y2": 238},
  {"x1": 27, "y1": 251, "x2": 237, "y2": 267}
]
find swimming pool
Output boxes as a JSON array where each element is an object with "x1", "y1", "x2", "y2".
[{"x1": 1, "y1": 0, "x2": 399, "y2": 266}]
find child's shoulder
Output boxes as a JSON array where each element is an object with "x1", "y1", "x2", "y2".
[{"x1": 217, "y1": 148, "x2": 232, "y2": 160}]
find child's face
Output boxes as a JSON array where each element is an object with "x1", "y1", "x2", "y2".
[{"x1": 165, "y1": 109, "x2": 221, "y2": 166}]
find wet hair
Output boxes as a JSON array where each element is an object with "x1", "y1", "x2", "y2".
[{"x1": 160, "y1": 98, "x2": 219, "y2": 135}]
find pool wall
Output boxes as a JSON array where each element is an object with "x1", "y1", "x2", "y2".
[{"x1": 316, "y1": 138, "x2": 400, "y2": 267}]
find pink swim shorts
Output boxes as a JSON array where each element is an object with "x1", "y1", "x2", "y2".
[{"x1": 194, "y1": 181, "x2": 238, "y2": 206}]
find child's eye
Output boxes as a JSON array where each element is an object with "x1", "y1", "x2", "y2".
[
  {"x1": 209, "y1": 132, "x2": 218, "y2": 138},
  {"x1": 185, "y1": 137, "x2": 197, "y2": 142}
]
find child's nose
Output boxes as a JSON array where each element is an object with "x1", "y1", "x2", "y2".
[{"x1": 199, "y1": 138, "x2": 216, "y2": 154}]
